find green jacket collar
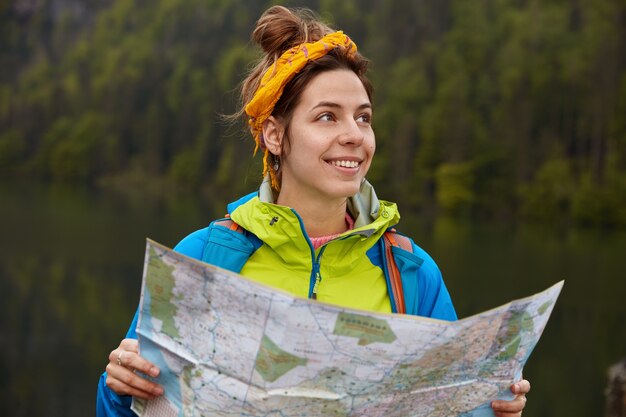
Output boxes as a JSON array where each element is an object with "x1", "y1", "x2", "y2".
[{"x1": 230, "y1": 177, "x2": 400, "y2": 264}]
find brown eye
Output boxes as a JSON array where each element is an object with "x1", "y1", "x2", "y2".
[{"x1": 357, "y1": 113, "x2": 372, "y2": 124}]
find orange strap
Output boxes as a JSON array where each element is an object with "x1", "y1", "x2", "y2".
[
  {"x1": 383, "y1": 230, "x2": 412, "y2": 314},
  {"x1": 386, "y1": 229, "x2": 413, "y2": 252},
  {"x1": 214, "y1": 218, "x2": 243, "y2": 233}
]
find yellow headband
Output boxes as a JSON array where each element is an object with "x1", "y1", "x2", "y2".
[{"x1": 244, "y1": 31, "x2": 357, "y2": 190}]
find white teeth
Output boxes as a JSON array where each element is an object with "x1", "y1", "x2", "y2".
[{"x1": 331, "y1": 160, "x2": 360, "y2": 168}]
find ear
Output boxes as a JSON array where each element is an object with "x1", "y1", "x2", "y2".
[{"x1": 262, "y1": 116, "x2": 284, "y2": 156}]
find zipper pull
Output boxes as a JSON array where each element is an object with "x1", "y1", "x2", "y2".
[{"x1": 312, "y1": 270, "x2": 321, "y2": 299}]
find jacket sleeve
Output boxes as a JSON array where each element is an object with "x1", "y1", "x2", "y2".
[
  {"x1": 96, "y1": 229, "x2": 210, "y2": 417},
  {"x1": 411, "y1": 243, "x2": 458, "y2": 321}
]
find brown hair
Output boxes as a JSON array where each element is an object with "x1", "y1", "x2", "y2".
[{"x1": 235, "y1": 6, "x2": 373, "y2": 188}]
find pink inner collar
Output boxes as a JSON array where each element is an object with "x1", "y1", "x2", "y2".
[{"x1": 309, "y1": 213, "x2": 355, "y2": 249}]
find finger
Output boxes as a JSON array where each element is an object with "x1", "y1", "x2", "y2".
[
  {"x1": 122, "y1": 350, "x2": 161, "y2": 378},
  {"x1": 105, "y1": 362, "x2": 164, "y2": 398},
  {"x1": 108, "y1": 348, "x2": 160, "y2": 378},
  {"x1": 512, "y1": 379, "x2": 531, "y2": 395},
  {"x1": 493, "y1": 411, "x2": 522, "y2": 417},
  {"x1": 491, "y1": 394, "x2": 527, "y2": 413},
  {"x1": 105, "y1": 373, "x2": 160, "y2": 400},
  {"x1": 119, "y1": 338, "x2": 140, "y2": 353}
]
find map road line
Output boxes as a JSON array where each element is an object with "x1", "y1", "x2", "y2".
[{"x1": 409, "y1": 378, "x2": 478, "y2": 394}]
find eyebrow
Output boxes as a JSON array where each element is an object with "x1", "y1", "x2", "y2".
[{"x1": 311, "y1": 101, "x2": 372, "y2": 111}]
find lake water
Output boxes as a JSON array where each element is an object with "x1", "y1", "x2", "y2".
[{"x1": 0, "y1": 180, "x2": 624, "y2": 416}]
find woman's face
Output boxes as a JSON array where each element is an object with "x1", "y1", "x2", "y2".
[{"x1": 277, "y1": 69, "x2": 375, "y2": 206}]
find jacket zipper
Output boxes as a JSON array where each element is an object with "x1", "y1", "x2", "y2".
[
  {"x1": 290, "y1": 209, "x2": 368, "y2": 300},
  {"x1": 290, "y1": 209, "x2": 323, "y2": 299},
  {"x1": 311, "y1": 246, "x2": 327, "y2": 299}
]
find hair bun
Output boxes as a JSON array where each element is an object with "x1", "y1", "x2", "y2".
[{"x1": 252, "y1": 6, "x2": 331, "y2": 57}]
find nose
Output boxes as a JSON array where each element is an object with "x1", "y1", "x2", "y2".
[{"x1": 338, "y1": 118, "x2": 365, "y2": 146}]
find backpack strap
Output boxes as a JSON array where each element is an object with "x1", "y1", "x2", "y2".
[{"x1": 382, "y1": 228, "x2": 413, "y2": 314}]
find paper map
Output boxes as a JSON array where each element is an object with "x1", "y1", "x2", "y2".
[{"x1": 131, "y1": 239, "x2": 563, "y2": 417}]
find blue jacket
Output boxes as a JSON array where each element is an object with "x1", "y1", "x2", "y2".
[{"x1": 96, "y1": 184, "x2": 457, "y2": 416}]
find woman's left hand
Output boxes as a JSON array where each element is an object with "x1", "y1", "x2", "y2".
[{"x1": 490, "y1": 379, "x2": 530, "y2": 416}]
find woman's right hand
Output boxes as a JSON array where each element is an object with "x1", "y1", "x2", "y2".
[{"x1": 105, "y1": 338, "x2": 164, "y2": 400}]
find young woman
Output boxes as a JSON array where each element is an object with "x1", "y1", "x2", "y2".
[{"x1": 97, "y1": 6, "x2": 531, "y2": 417}]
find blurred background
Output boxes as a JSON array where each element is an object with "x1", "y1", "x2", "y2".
[{"x1": 1, "y1": 0, "x2": 625, "y2": 416}]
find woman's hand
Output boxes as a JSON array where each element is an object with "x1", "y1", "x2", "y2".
[
  {"x1": 491, "y1": 379, "x2": 531, "y2": 416},
  {"x1": 105, "y1": 338, "x2": 164, "y2": 400}
]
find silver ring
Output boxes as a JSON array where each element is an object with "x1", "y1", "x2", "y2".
[{"x1": 117, "y1": 351, "x2": 124, "y2": 367}]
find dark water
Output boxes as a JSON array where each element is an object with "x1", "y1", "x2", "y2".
[{"x1": 1, "y1": 181, "x2": 624, "y2": 416}]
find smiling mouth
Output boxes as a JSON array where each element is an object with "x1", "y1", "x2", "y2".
[{"x1": 329, "y1": 160, "x2": 361, "y2": 168}]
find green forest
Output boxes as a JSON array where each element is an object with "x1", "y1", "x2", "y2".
[{"x1": 2, "y1": 0, "x2": 626, "y2": 227}]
